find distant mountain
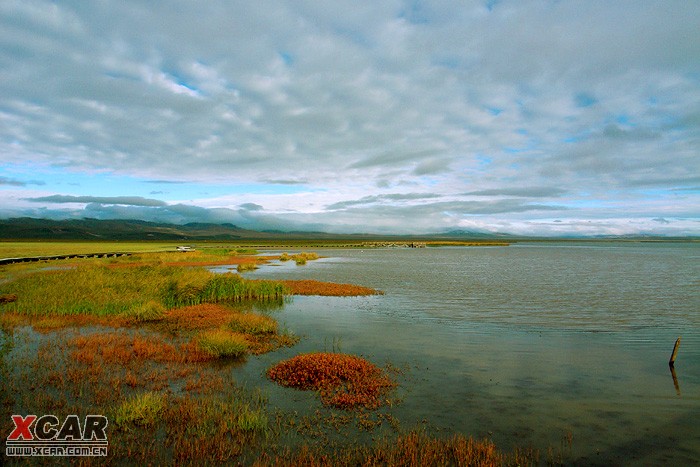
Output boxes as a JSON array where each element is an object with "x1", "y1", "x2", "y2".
[
  {"x1": 0, "y1": 218, "x2": 259, "y2": 240},
  {"x1": 2, "y1": 218, "x2": 693, "y2": 242},
  {"x1": 0, "y1": 218, "x2": 513, "y2": 241}
]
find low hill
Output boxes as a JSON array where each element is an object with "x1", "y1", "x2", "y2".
[{"x1": 0, "y1": 218, "x2": 261, "y2": 240}]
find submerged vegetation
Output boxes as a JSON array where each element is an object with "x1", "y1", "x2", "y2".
[
  {"x1": 113, "y1": 391, "x2": 167, "y2": 428},
  {"x1": 279, "y1": 251, "x2": 320, "y2": 265}
]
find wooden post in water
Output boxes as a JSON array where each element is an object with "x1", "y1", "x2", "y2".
[{"x1": 669, "y1": 336, "x2": 681, "y2": 367}]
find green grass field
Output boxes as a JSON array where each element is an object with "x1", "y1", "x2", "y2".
[{"x1": 0, "y1": 241, "x2": 178, "y2": 259}]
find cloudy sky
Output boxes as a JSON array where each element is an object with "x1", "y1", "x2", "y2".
[{"x1": 1, "y1": 0, "x2": 699, "y2": 236}]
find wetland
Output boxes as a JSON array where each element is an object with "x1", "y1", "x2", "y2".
[{"x1": 1, "y1": 241, "x2": 698, "y2": 465}]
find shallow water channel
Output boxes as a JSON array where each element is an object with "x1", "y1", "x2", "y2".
[{"x1": 212, "y1": 242, "x2": 700, "y2": 465}]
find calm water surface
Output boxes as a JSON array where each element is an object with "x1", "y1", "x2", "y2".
[{"x1": 215, "y1": 243, "x2": 700, "y2": 465}]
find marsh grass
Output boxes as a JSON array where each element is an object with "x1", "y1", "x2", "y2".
[
  {"x1": 0, "y1": 243, "x2": 542, "y2": 465},
  {"x1": 70, "y1": 331, "x2": 212, "y2": 365},
  {"x1": 122, "y1": 300, "x2": 166, "y2": 323},
  {"x1": 229, "y1": 312, "x2": 277, "y2": 335},
  {"x1": 258, "y1": 429, "x2": 537, "y2": 466},
  {"x1": 283, "y1": 280, "x2": 382, "y2": 296},
  {"x1": 267, "y1": 353, "x2": 397, "y2": 410},
  {"x1": 0, "y1": 265, "x2": 206, "y2": 316},
  {"x1": 158, "y1": 303, "x2": 239, "y2": 334},
  {"x1": 297, "y1": 252, "x2": 319, "y2": 261},
  {"x1": 295, "y1": 252, "x2": 318, "y2": 265},
  {"x1": 196, "y1": 329, "x2": 249, "y2": 358},
  {"x1": 278, "y1": 252, "x2": 319, "y2": 265},
  {"x1": 0, "y1": 314, "x2": 540, "y2": 467},
  {"x1": 237, "y1": 405, "x2": 269, "y2": 432},
  {"x1": 237, "y1": 262, "x2": 258, "y2": 273},
  {"x1": 113, "y1": 391, "x2": 167, "y2": 429},
  {"x1": 0, "y1": 264, "x2": 287, "y2": 316},
  {"x1": 163, "y1": 273, "x2": 288, "y2": 308}
]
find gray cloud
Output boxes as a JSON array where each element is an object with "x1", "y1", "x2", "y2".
[
  {"x1": 326, "y1": 193, "x2": 443, "y2": 210},
  {"x1": 240, "y1": 203, "x2": 264, "y2": 211},
  {"x1": 261, "y1": 179, "x2": 308, "y2": 185},
  {"x1": 0, "y1": 176, "x2": 45, "y2": 187},
  {"x1": 412, "y1": 158, "x2": 453, "y2": 176},
  {"x1": 26, "y1": 195, "x2": 167, "y2": 207},
  {"x1": 464, "y1": 187, "x2": 567, "y2": 198}
]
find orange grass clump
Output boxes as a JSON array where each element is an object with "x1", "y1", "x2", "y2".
[
  {"x1": 267, "y1": 353, "x2": 396, "y2": 410},
  {"x1": 282, "y1": 280, "x2": 382, "y2": 297},
  {"x1": 161, "y1": 304, "x2": 239, "y2": 333},
  {"x1": 70, "y1": 332, "x2": 212, "y2": 365}
]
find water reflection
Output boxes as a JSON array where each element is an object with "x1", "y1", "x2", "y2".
[{"x1": 670, "y1": 366, "x2": 681, "y2": 396}]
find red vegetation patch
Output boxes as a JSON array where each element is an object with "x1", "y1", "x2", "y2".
[
  {"x1": 282, "y1": 280, "x2": 381, "y2": 297},
  {"x1": 70, "y1": 332, "x2": 212, "y2": 365},
  {"x1": 161, "y1": 304, "x2": 238, "y2": 332},
  {"x1": 266, "y1": 353, "x2": 396, "y2": 409}
]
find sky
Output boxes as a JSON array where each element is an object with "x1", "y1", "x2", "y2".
[{"x1": 1, "y1": 0, "x2": 699, "y2": 236}]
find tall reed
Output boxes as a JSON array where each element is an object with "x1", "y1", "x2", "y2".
[
  {"x1": 1, "y1": 265, "x2": 287, "y2": 316},
  {"x1": 163, "y1": 273, "x2": 287, "y2": 308}
]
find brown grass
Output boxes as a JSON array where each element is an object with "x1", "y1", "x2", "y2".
[
  {"x1": 256, "y1": 430, "x2": 537, "y2": 466},
  {"x1": 0, "y1": 293, "x2": 17, "y2": 304},
  {"x1": 0, "y1": 311, "x2": 126, "y2": 332},
  {"x1": 159, "y1": 303, "x2": 239, "y2": 333},
  {"x1": 105, "y1": 253, "x2": 279, "y2": 269},
  {"x1": 283, "y1": 280, "x2": 382, "y2": 296},
  {"x1": 70, "y1": 331, "x2": 213, "y2": 365}
]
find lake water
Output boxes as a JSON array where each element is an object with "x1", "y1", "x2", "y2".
[{"x1": 214, "y1": 242, "x2": 700, "y2": 465}]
